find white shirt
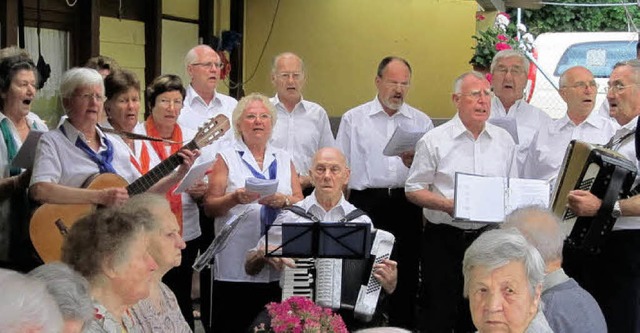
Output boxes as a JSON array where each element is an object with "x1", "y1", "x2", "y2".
[
  {"x1": 31, "y1": 120, "x2": 140, "y2": 188},
  {"x1": 607, "y1": 116, "x2": 640, "y2": 230},
  {"x1": 523, "y1": 110, "x2": 617, "y2": 186},
  {"x1": 405, "y1": 115, "x2": 517, "y2": 229},
  {"x1": 213, "y1": 140, "x2": 294, "y2": 283},
  {"x1": 0, "y1": 112, "x2": 48, "y2": 178},
  {"x1": 177, "y1": 85, "x2": 237, "y2": 161},
  {"x1": 269, "y1": 95, "x2": 336, "y2": 176},
  {"x1": 336, "y1": 97, "x2": 434, "y2": 190},
  {"x1": 490, "y1": 98, "x2": 552, "y2": 176}
]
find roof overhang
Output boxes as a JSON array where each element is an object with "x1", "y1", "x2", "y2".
[{"x1": 476, "y1": 0, "x2": 544, "y2": 11}]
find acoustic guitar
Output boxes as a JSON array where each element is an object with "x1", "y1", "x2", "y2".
[{"x1": 29, "y1": 114, "x2": 230, "y2": 263}]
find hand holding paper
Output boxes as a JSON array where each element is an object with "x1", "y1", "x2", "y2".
[
  {"x1": 383, "y1": 126, "x2": 426, "y2": 157},
  {"x1": 245, "y1": 177, "x2": 279, "y2": 199}
]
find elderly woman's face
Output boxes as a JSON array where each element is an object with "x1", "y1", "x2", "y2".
[
  {"x1": 106, "y1": 87, "x2": 141, "y2": 132},
  {"x1": 151, "y1": 90, "x2": 183, "y2": 129},
  {"x1": 149, "y1": 204, "x2": 186, "y2": 270},
  {"x1": 468, "y1": 261, "x2": 540, "y2": 333},
  {"x1": 238, "y1": 100, "x2": 272, "y2": 143},
  {"x1": 1, "y1": 69, "x2": 36, "y2": 116},
  {"x1": 110, "y1": 233, "x2": 157, "y2": 305},
  {"x1": 64, "y1": 84, "x2": 105, "y2": 126}
]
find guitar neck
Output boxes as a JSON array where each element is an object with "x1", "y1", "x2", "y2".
[{"x1": 126, "y1": 141, "x2": 197, "y2": 195}]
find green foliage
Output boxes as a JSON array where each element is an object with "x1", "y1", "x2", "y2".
[{"x1": 510, "y1": 1, "x2": 640, "y2": 35}]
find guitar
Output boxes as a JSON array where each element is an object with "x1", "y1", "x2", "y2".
[{"x1": 29, "y1": 114, "x2": 230, "y2": 263}]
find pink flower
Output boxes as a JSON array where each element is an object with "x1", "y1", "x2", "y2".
[
  {"x1": 498, "y1": 12, "x2": 510, "y2": 20},
  {"x1": 258, "y1": 296, "x2": 348, "y2": 333},
  {"x1": 497, "y1": 34, "x2": 508, "y2": 42},
  {"x1": 476, "y1": 13, "x2": 486, "y2": 21},
  {"x1": 485, "y1": 73, "x2": 492, "y2": 83},
  {"x1": 495, "y1": 42, "x2": 512, "y2": 51}
]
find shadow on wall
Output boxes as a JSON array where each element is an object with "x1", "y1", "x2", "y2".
[{"x1": 328, "y1": 117, "x2": 450, "y2": 138}]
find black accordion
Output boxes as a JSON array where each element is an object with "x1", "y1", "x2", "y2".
[
  {"x1": 551, "y1": 140, "x2": 637, "y2": 253},
  {"x1": 281, "y1": 229, "x2": 395, "y2": 322}
]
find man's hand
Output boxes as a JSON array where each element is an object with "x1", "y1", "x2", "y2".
[
  {"x1": 567, "y1": 190, "x2": 602, "y2": 217},
  {"x1": 373, "y1": 258, "x2": 398, "y2": 294},
  {"x1": 187, "y1": 180, "x2": 208, "y2": 201},
  {"x1": 265, "y1": 256, "x2": 296, "y2": 271},
  {"x1": 99, "y1": 187, "x2": 129, "y2": 207},
  {"x1": 400, "y1": 150, "x2": 415, "y2": 168}
]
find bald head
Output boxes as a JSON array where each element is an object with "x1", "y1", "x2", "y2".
[
  {"x1": 310, "y1": 147, "x2": 350, "y2": 202},
  {"x1": 559, "y1": 66, "x2": 597, "y2": 117},
  {"x1": 503, "y1": 206, "x2": 565, "y2": 265},
  {"x1": 312, "y1": 147, "x2": 347, "y2": 168}
]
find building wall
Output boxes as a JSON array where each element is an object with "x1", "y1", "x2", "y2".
[{"x1": 243, "y1": 0, "x2": 478, "y2": 119}]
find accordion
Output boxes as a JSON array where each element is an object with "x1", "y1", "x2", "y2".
[
  {"x1": 551, "y1": 140, "x2": 637, "y2": 253},
  {"x1": 281, "y1": 229, "x2": 395, "y2": 322}
]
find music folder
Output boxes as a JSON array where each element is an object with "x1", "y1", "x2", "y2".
[{"x1": 265, "y1": 222, "x2": 371, "y2": 259}]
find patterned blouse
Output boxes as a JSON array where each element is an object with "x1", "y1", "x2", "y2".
[
  {"x1": 86, "y1": 302, "x2": 139, "y2": 333},
  {"x1": 130, "y1": 282, "x2": 192, "y2": 333}
]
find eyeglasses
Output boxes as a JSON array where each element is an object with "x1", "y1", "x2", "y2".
[
  {"x1": 74, "y1": 93, "x2": 106, "y2": 102},
  {"x1": 494, "y1": 66, "x2": 525, "y2": 76},
  {"x1": 191, "y1": 62, "x2": 224, "y2": 70},
  {"x1": 563, "y1": 81, "x2": 598, "y2": 90},
  {"x1": 458, "y1": 89, "x2": 494, "y2": 100},
  {"x1": 313, "y1": 165, "x2": 343, "y2": 175},
  {"x1": 605, "y1": 83, "x2": 640, "y2": 94},
  {"x1": 381, "y1": 81, "x2": 411, "y2": 89},
  {"x1": 158, "y1": 99, "x2": 184, "y2": 108},
  {"x1": 244, "y1": 113, "x2": 272, "y2": 121},
  {"x1": 276, "y1": 72, "x2": 303, "y2": 81}
]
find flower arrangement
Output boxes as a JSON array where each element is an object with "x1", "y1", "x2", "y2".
[
  {"x1": 254, "y1": 296, "x2": 348, "y2": 333},
  {"x1": 469, "y1": 12, "x2": 534, "y2": 71}
]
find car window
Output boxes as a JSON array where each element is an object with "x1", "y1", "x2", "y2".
[{"x1": 554, "y1": 41, "x2": 636, "y2": 78}]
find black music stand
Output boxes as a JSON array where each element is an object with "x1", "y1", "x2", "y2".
[{"x1": 265, "y1": 222, "x2": 371, "y2": 259}]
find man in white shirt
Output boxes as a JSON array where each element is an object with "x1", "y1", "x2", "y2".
[
  {"x1": 523, "y1": 66, "x2": 617, "y2": 185},
  {"x1": 269, "y1": 52, "x2": 335, "y2": 196},
  {"x1": 336, "y1": 56, "x2": 433, "y2": 330},
  {"x1": 175, "y1": 44, "x2": 238, "y2": 332},
  {"x1": 405, "y1": 71, "x2": 517, "y2": 332},
  {"x1": 567, "y1": 59, "x2": 640, "y2": 333},
  {"x1": 490, "y1": 49, "x2": 552, "y2": 176}
]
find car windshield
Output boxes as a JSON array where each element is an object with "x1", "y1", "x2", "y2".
[{"x1": 554, "y1": 41, "x2": 637, "y2": 78}]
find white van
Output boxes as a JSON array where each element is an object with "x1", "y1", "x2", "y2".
[{"x1": 527, "y1": 32, "x2": 638, "y2": 119}]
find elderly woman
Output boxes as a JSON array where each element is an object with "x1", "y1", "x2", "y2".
[
  {"x1": 463, "y1": 228, "x2": 553, "y2": 333},
  {"x1": 28, "y1": 262, "x2": 94, "y2": 333},
  {"x1": 0, "y1": 50, "x2": 47, "y2": 270},
  {"x1": 125, "y1": 194, "x2": 191, "y2": 332},
  {"x1": 204, "y1": 92, "x2": 303, "y2": 332},
  {"x1": 140, "y1": 74, "x2": 208, "y2": 329},
  {"x1": 62, "y1": 206, "x2": 158, "y2": 332}
]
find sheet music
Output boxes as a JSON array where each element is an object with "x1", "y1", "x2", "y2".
[
  {"x1": 10, "y1": 130, "x2": 44, "y2": 169},
  {"x1": 488, "y1": 117, "x2": 519, "y2": 144},
  {"x1": 173, "y1": 159, "x2": 213, "y2": 194},
  {"x1": 382, "y1": 126, "x2": 426, "y2": 156},
  {"x1": 506, "y1": 178, "x2": 550, "y2": 215},
  {"x1": 245, "y1": 177, "x2": 279, "y2": 199}
]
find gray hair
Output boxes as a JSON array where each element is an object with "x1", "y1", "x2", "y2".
[
  {"x1": 0, "y1": 268, "x2": 63, "y2": 333},
  {"x1": 271, "y1": 52, "x2": 306, "y2": 74},
  {"x1": 490, "y1": 49, "x2": 530, "y2": 74},
  {"x1": 121, "y1": 193, "x2": 170, "y2": 231},
  {"x1": 613, "y1": 58, "x2": 640, "y2": 84},
  {"x1": 28, "y1": 262, "x2": 93, "y2": 327},
  {"x1": 59, "y1": 67, "x2": 104, "y2": 99},
  {"x1": 503, "y1": 206, "x2": 565, "y2": 264},
  {"x1": 453, "y1": 71, "x2": 487, "y2": 94},
  {"x1": 184, "y1": 44, "x2": 218, "y2": 69},
  {"x1": 462, "y1": 228, "x2": 545, "y2": 298},
  {"x1": 232, "y1": 92, "x2": 278, "y2": 140}
]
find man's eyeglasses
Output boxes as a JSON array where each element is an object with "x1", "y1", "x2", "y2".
[
  {"x1": 605, "y1": 83, "x2": 640, "y2": 94},
  {"x1": 494, "y1": 66, "x2": 525, "y2": 76},
  {"x1": 74, "y1": 93, "x2": 106, "y2": 102},
  {"x1": 276, "y1": 72, "x2": 303, "y2": 81},
  {"x1": 563, "y1": 81, "x2": 598, "y2": 90},
  {"x1": 191, "y1": 62, "x2": 224, "y2": 70},
  {"x1": 458, "y1": 89, "x2": 494, "y2": 100},
  {"x1": 381, "y1": 81, "x2": 410, "y2": 89}
]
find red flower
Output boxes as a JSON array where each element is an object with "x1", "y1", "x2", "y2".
[
  {"x1": 475, "y1": 13, "x2": 486, "y2": 21},
  {"x1": 497, "y1": 34, "x2": 508, "y2": 42},
  {"x1": 485, "y1": 73, "x2": 492, "y2": 83},
  {"x1": 495, "y1": 42, "x2": 512, "y2": 51}
]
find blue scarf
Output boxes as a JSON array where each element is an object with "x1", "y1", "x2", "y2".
[
  {"x1": 238, "y1": 150, "x2": 278, "y2": 235},
  {"x1": 60, "y1": 124, "x2": 117, "y2": 174}
]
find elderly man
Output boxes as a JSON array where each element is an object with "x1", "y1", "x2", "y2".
[
  {"x1": 568, "y1": 59, "x2": 640, "y2": 332},
  {"x1": 176, "y1": 44, "x2": 237, "y2": 332},
  {"x1": 523, "y1": 66, "x2": 617, "y2": 184},
  {"x1": 336, "y1": 56, "x2": 432, "y2": 329},
  {"x1": 405, "y1": 71, "x2": 517, "y2": 332},
  {"x1": 503, "y1": 206, "x2": 607, "y2": 333},
  {"x1": 269, "y1": 52, "x2": 335, "y2": 196},
  {"x1": 245, "y1": 147, "x2": 397, "y2": 330},
  {"x1": 490, "y1": 49, "x2": 552, "y2": 176},
  {"x1": 463, "y1": 228, "x2": 553, "y2": 333}
]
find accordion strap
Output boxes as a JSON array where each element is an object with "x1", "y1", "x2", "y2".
[{"x1": 283, "y1": 206, "x2": 367, "y2": 223}]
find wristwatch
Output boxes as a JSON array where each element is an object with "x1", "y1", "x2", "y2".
[
  {"x1": 612, "y1": 200, "x2": 622, "y2": 218},
  {"x1": 284, "y1": 196, "x2": 291, "y2": 207}
]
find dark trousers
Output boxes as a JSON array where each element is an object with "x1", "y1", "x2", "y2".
[
  {"x1": 198, "y1": 207, "x2": 215, "y2": 332},
  {"x1": 212, "y1": 280, "x2": 281, "y2": 333},
  {"x1": 163, "y1": 236, "x2": 200, "y2": 330},
  {"x1": 564, "y1": 229, "x2": 640, "y2": 333},
  {"x1": 419, "y1": 221, "x2": 480, "y2": 333},
  {"x1": 349, "y1": 187, "x2": 422, "y2": 329}
]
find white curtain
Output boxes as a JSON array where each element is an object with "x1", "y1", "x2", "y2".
[{"x1": 24, "y1": 27, "x2": 70, "y2": 99}]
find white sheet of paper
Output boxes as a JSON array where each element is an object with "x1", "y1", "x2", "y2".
[
  {"x1": 488, "y1": 117, "x2": 519, "y2": 144},
  {"x1": 11, "y1": 130, "x2": 45, "y2": 169},
  {"x1": 454, "y1": 173, "x2": 505, "y2": 223},
  {"x1": 382, "y1": 126, "x2": 427, "y2": 156},
  {"x1": 245, "y1": 177, "x2": 279, "y2": 199},
  {"x1": 505, "y1": 178, "x2": 550, "y2": 214},
  {"x1": 173, "y1": 160, "x2": 213, "y2": 194}
]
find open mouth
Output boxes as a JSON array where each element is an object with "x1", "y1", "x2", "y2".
[{"x1": 22, "y1": 99, "x2": 32, "y2": 105}]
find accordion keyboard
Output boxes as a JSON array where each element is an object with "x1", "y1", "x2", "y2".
[{"x1": 282, "y1": 259, "x2": 315, "y2": 300}]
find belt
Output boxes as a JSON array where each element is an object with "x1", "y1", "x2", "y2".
[
  {"x1": 424, "y1": 219, "x2": 496, "y2": 242},
  {"x1": 352, "y1": 187, "x2": 405, "y2": 197}
]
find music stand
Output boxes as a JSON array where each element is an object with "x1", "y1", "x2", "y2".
[{"x1": 265, "y1": 222, "x2": 371, "y2": 259}]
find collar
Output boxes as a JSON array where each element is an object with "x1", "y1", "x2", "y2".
[
  {"x1": 235, "y1": 139, "x2": 277, "y2": 172},
  {"x1": 543, "y1": 268, "x2": 570, "y2": 292},
  {"x1": 367, "y1": 95, "x2": 412, "y2": 119},
  {"x1": 491, "y1": 96, "x2": 525, "y2": 117},
  {"x1": 305, "y1": 192, "x2": 348, "y2": 216},
  {"x1": 272, "y1": 94, "x2": 306, "y2": 113},
  {"x1": 60, "y1": 119, "x2": 108, "y2": 146},
  {"x1": 0, "y1": 112, "x2": 35, "y2": 129},
  {"x1": 450, "y1": 113, "x2": 492, "y2": 140},
  {"x1": 621, "y1": 115, "x2": 639, "y2": 132},
  {"x1": 185, "y1": 84, "x2": 222, "y2": 108},
  {"x1": 554, "y1": 110, "x2": 604, "y2": 132}
]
